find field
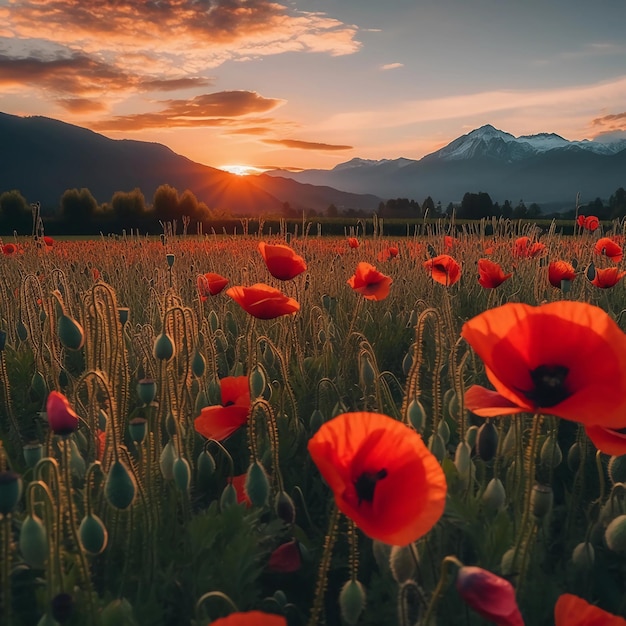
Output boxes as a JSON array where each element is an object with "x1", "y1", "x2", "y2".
[{"x1": 1, "y1": 217, "x2": 626, "y2": 626}]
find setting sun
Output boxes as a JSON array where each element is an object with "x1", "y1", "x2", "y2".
[{"x1": 219, "y1": 165, "x2": 264, "y2": 176}]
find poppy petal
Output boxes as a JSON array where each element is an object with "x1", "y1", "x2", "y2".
[
  {"x1": 194, "y1": 405, "x2": 250, "y2": 441},
  {"x1": 465, "y1": 386, "x2": 527, "y2": 417},
  {"x1": 554, "y1": 593, "x2": 626, "y2": 626}
]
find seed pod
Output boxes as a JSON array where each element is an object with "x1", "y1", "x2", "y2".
[
  {"x1": 136, "y1": 379, "x2": 156, "y2": 405},
  {"x1": 79, "y1": 513, "x2": 108, "y2": 555},
  {"x1": 128, "y1": 418, "x2": 147, "y2": 444},
  {"x1": 530, "y1": 484, "x2": 553, "y2": 520},
  {"x1": 339, "y1": 579, "x2": 366, "y2": 626},
  {"x1": 571, "y1": 542, "x2": 594, "y2": 569},
  {"x1": 20, "y1": 514, "x2": 48, "y2": 568},
  {"x1": 605, "y1": 514, "x2": 626, "y2": 552},
  {"x1": 389, "y1": 545, "x2": 416, "y2": 583},
  {"x1": 153, "y1": 332, "x2": 175, "y2": 361},
  {"x1": 567, "y1": 442, "x2": 581, "y2": 472},
  {"x1": 0, "y1": 471, "x2": 22, "y2": 515},
  {"x1": 245, "y1": 461, "x2": 270, "y2": 507},
  {"x1": 23, "y1": 443, "x2": 43, "y2": 468},
  {"x1": 476, "y1": 420, "x2": 498, "y2": 462},
  {"x1": 104, "y1": 460, "x2": 136, "y2": 510}
]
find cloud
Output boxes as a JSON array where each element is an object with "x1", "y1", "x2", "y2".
[
  {"x1": 263, "y1": 139, "x2": 353, "y2": 151},
  {"x1": 56, "y1": 97, "x2": 107, "y2": 113},
  {"x1": 140, "y1": 77, "x2": 213, "y2": 92},
  {"x1": 591, "y1": 111, "x2": 626, "y2": 129},
  {"x1": 225, "y1": 127, "x2": 273, "y2": 136},
  {"x1": 90, "y1": 90, "x2": 284, "y2": 130},
  {"x1": 380, "y1": 63, "x2": 403, "y2": 71}
]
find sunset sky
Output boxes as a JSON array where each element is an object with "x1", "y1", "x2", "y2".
[{"x1": 1, "y1": 0, "x2": 625, "y2": 173}]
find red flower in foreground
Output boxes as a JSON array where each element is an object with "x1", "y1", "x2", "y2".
[
  {"x1": 347, "y1": 262, "x2": 393, "y2": 301},
  {"x1": 477, "y1": 259, "x2": 512, "y2": 289},
  {"x1": 258, "y1": 242, "x2": 307, "y2": 281},
  {"x1": 554, "y1": 593, "x2": 626, "y2": 626},
  {"x1": 197, "y1": 272, "x2": 229, "y2": 300},
  {"x1": 46, "y1": 391, "x2": 79, "y2": 436},
  {"x1": 594, "y1": 237, "x2": 623, "y2": 263},
  {"x1": 226, "y1": 284, "x2": 300, "y2": 319},
  {"x1": 584, "y1": 424, "x2": 626, "y2": 456},
  {"x1": 347, "y1": 237, "x2": 359, "y2": 249},
  {"x1": 424, "y1": 254, "x2": 461, "y2": 286},
  {"x1": 307, "y1": 412, "x2": 447, "y2": 546},
  {"x1": 212, "y1": 612, "x2": 287, "y2": 626},
  {"x1": 548, "y1": 261, "x2": 577, "y2": 288},
  {"x1": 194, "y1": 376, "x2": 250, "y2": 441},
  {"x1": 591, "y1": 266, "x2": 626, "y2": 289},
  {"x1": 455, "y1": 566, "x2": 524, "y2": 626},
  {"x1": 462, "y1": 301, "x2": 626, "y2": 429}
]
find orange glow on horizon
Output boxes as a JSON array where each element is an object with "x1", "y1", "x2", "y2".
[{"x1": 219, "y1": 164, "x2": 266, "y2": 176}]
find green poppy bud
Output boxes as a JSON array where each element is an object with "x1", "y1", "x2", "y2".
[
  {"x1": 608, "y1": 455, "x2": 626, "y2": 485},
  {"x1": 159, "y1": 440, "x2": 176, "y2": 480},
  {"x1": 359, "y1": 353, "x2": 376, "y2": 388},
  {"x1": 402, "y1": 351, "x2": 413, "y2": 377},
  {"x1": 30, "y1": 370, "x2": 48, "y2": 402},
  {"x1": 23, "y1": 442, "x2": 43, "y2": 468},
  {"x1": 20, "y1": 513, "x2": 48, "y2": 568},
  {"x1": 274, "y1": 490, "x2": 296, "y2": 525},
  {"x1": 173, "y1": 457, "x2": 191, "y2": 492},
  {"x1": 249, "y1": 365, "x2": 267, "y2": 398},
  {"x1": 128, "y1": 418, "x2": 147, "y2": 444},
  {"x1": 339, "y1": 579, "x2": 366, "y2": 626},
  {"x1": 465, "y1": 425, "x2": 479, "y2": 450},
  {"x1": 245, "y1": 461, "x2": 270, "y2": 507},
  {"x1": 153, "y1": 332, "x2": 175, "y2": 361},
  {"x1": 476, "y1": 420, "x2": 498, "y2": 462},
  {"x1": 398, "y1": 580, "x2": 422, "y2": 626},
  {"x1": 605, "y1": 514, "x2": 626, "y2": 552},
  {"x1": 208, "y1": 310, "x2": 219, "y2": 333},
  {"x1": 17, "y1": 321, "x2": 28, "y2": 342},
  {"x1": 406, "y1": 399, "x2": 426, "y2": 432},
  {"x1": 571, "y1": 541, "x2": 594, "y2": 569},
  {"x1": 500, "y1": 547, "x2": 518, "y2": 577},
  {"x1": 429, "y1": 433, "x2": 446, "y2": 463},
  {"x1": 438, "y1": 419, "x2": 450, "y2": 444},
  {"x1": 530, "y1": 483, "x2": 553, "y2": 520},
  {"x1": 57, "y1": 314, "x2": 85, "y2": 350},
  {"x1": 220, "y1": 482, "x2": 238, "y2": 510},
  {"x1": 194, "y1": 390, "x2": 209, "y2": 416},
  {"x1": 196, "y1": 450, "x2": 216, "y2": 491},
  {"x1": 0, "y1": 471, "x2": 22, "y2": 515},
  {"x1": 454, "y1": 441, "x2": 472, "y2": 483},
  {"x1": 482, "y1": 477, "x2": 506, "y2": 511},
  {"x1": 79, "y1": 513, "x2": 108, "y2": 555},
  {"x1": 69, "y1": 438, "x2": 86, "y2": 479},
  {"x1": 309, "y1": 409, "x2": 324, "y2": 434},
  {"x1": 389, "y1": 544, "x2": 417, "y2": 583},
  {"x1": 191, "y1": 348, "x2": 206, "y2": 378},
  {"x1": 136, "y1": 379, "x2": 156, "y2": 405},
  {"x1": 104, "y1": 460, "x2": 136, "y2": 510},
  {"x1": 567, "y1": 442, "x2": 581, "y2": 472},
  {"x1": 540, "y1": 433, "x2": 562, "y2": 469}
]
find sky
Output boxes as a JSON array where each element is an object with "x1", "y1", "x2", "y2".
[{"x1": 1, "y1": 0, "x2": 625, "y2": 174}]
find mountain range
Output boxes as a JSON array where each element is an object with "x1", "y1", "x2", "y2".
[
  {"x1": 0, "y1": 112, "x2": 381, "y2": 215},
  {"x1": 1, "y1": 112, "x2": 625, "y2": 215},
  {"x1": 264, "y1": 124, "x2": 626, "y2": 207}
]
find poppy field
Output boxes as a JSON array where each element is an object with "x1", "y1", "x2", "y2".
[{"x1": 2, "y1": 217, "x2": 626, "y2": 626}]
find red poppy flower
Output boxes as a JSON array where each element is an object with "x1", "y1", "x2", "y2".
[
  {"x1": 584, "y1": 215, "x2": 600, "y2": 231},
  {"x1": 378, "y1": 245, "x2": 399, "y2": 262},
  {"x1": 424, "y1": 254, "x2": 461, "y2": 286},
  {"x1": 444, "y1": 235, "x2": 456, "y2": 250},
  {"x1": 347, "y1": 262, "x2": 393, "y2": 301},
  {"x1": 307, "y1": 412, "x2": 447, "y2": 546},
  {"x1": 92, "y1": 268, "x2": 100, "y2": 281},
  {"x1": 455, "y1": 566, "x2": 524, "y2": 626},
  {"x1": 194, "y1": 376, "x2": 250, "y2": 441},
  {"x1": 197, "y1": 272, "x2": 229, "y2": 300},
  {"x1": 258, "y1": 242, "x2": 307, "y2": 281},
  {"x1": 212, "y1": 612, "x2": 287, "y2": 626},
  {"x1": 554, "y1": 593, "x2": 626, "y2": 626},
  {"x1": 226, "y1": 284, "x2": 300, "y2": 319},
  {"x1": 231, "y1": 473, "x2": 252, "y2": 507},
  {"x1": 478, "y1": 259, "x2": 512, "y2": 289},
  {"x1": 591, "y1": 266, "x2": 626, "y2": 289},
  {"x1": 548, "y1": 261, "x2": 577, "y2": 288},
  {"x1": 577, "y1": 214, "x2": 587, "y2": 228},
  {"x1": 513, "y1": 237, "x2": 546, "y2": 259},
  {"x1": 268, "y1": 539, "x2": 302, "y2": 573},
  {"x1": 348, "y1": 237, "x2": 359, "y2": 249},
  {"x1": 2, "y1": 243, "x2": 17, "y2": 256},
  {"x1": 462, "y1": 301, "x2": 626, "y2": 428},
  {"x1": 594, "y1": 237, "x2": 623, "y2": 263},
  {"x1": 46, "y1": 391, "x2": 79, "y2": 436},
  {"x1": 43, "y1": 236, "x2": 54, "y2": 248}
]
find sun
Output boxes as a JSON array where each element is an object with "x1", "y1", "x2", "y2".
[{"x1": 219, "y1": 164, "x2": 264, "y2": 176}]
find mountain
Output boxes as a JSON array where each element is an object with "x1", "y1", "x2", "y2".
[
  {"x1": 264, "y1": 124, "x2": 626, "y2": 205},
  {"x1": 0, "y1": 112, "x2": 381, "y2": 215}
]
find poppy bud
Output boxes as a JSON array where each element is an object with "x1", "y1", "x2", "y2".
[
  {"x1": 501, "y1": 424, "x2": 517, "y2": 457},
  {"x1": 359, "y1": 353, "x2": 376, "y2": 388},
  {"x1": 571, "y1": 542, "x2": 594, "y2": 569},
  {"x1": 153, "y1": 331, "x2": 175, "y2": 361},
  {"x1": 397, "y1": 580, "x2": 422, "y2": 626},
  {"x1": 57, "y1": 314, "x2": 85, "y2": 350},
  {"x1": 104, "y1": 460, "x2": 136, "y2": 510},
  {"x1": 438, "y1": 419, "x2": 450, "y2": 444},
  {"x1": 117, "y1": 308, "x2": 129, "y2": 326},
  {"x1": 196, "y1": 449, "x2": 216, "y2": 490},
  {"x1": 428, "y1": 433, "x2": 446, "y2": 463},
  {"x1": 500, "y1": 547, "x2": 518, "y2": 577},
  {"x1": 465, "y1": 425, "x2": 479, "y2": 450},
  {"x1": 0, "y1": 471, "x2": 22, "y2": 516},
  {"x1": 100, "y1": 599, "x2": 135, "y2": 626},
  {"x1": 220, "y1": 482, "x2": 238, "y2": 510},
  {"x1": 194, "y1": 390, "x2": 209, "y2": 416},
  {"x1": 339, "y1": 579, "x2": 366, "y2": 626},
  {"x1": 207, "y1": 378, "x2": 221, "y2": 404},
  {"x1": 249, "y1": 365, "x2": 267, "y2": 398},
  {"x1": 540, "y1": 434, "x2": 562, "y2": 469},
  {"x1": 274, "y1": 490, "x2": 296, "y2": 525},
  {"x1": 173, "y1": 457, "x2": 191, "y2": 492},
  {"x1": 159, "y1": 440, "x2": 176, "y2": 480},
  {"x1": 482, "y1": 477, "x2": 506, "y2": 511},
  {"x1": 372, "y1": 540, "x2": 391, "y2": 573},
  {"x1": 69, "y1": 438, "x2": 86, "y2": 479},
  {"x1": 166, "y1": 253, "x2": 175, "y2": 268},
  {"x1": 530, "y1": 484, "x2": 553, "y2": 520},
  {"x1": 567, "y1": 442, "x2": 581, "y2": 472},
  {"x1": 17, "y1": 321, "x2": 28, "y2": 342},
  {"x1": 30, "y1": 370, "x2": 48, "y2": 402},
  {"x1": 402, "y1": 351, "x2": 413, "y2": 377},
  {"x1": 406, "y1": 399, "x2": 426, "y2": 432},
  {"x1": 225, "y1": 311, "x2": 238, "y2": 338},
  {"x1": 79, "y1": 513, "x2": 108, "y2": 555},
  {"x1": 23, "y1": 442, "x2": 43, "y2": 468},
  {"x1": 191, "y1": 348, "x2": 206, "y2": 378},
  {"x1": 268, "y1": 539, "x2": 302, "y2": 573},
  {"x1": 605, "y1": 514, "x2": 626, "y2": 552},
  {"x1": 0, "y1": 329, "x2": 6, "y2": 351},
  {"x1": 476, "y1": 420, "x2": 498, "y2": 462},
  {"x1": 19, "y1": 513, "x2": 48, "y2": 568},
  {"x1": 389, "y1": 544, "x2": 417, "y2": 583},
  {"x1": 136, "y1": 378, "x2": 157, "y2": 405},
  {"x1": 444, "y1": 389, "x2": 460, "y2": 421},
  {"x1": 46, "y1": 391, "x2": 79, "y2": 436},
  {"x1": 608, "y1": 455, "x2": 626, "y2": 485},
  {"x1": 245, "y1": 461, "x2": 270, "y2": 508},
  {"x1": 455, "y1": 565, "x2": 524, "y2": 626},
  {"x1": 454, "y1": 441, "x2": 473, "y2": 485},
  {"x1": 208, "y1": 310, "x2": 219, "y2": 332},
  {"x1": 128, "y1": 417, "x2": 147, "y2": 444}
]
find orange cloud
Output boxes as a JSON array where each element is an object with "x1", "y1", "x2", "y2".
[
  {"x1": 56, "y1": 97, "x2": 107, "y2": 114},
  {"x1": 263, "y1": 139, "x2": 353, "y2": 151},
  {"x1": 226, "y1": 127, "x2": 273, "y2": 136},
  {"x1": 591, "y1": 111, "x2": 626, "y2": 131}
]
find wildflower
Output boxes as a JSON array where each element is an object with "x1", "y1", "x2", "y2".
[
  {"x1": 258, "y1": 242, "x2": 307, "y2": 281},
  {"x1": 455, "y1": 566, "x2": 524, "y2": 626},
  {"x1": 348, "y1": 237, "x2": 359, "y2": 249},
  {"x1": 591, "y1": 266, "x2": 626, "y2": 289},
  {"x1": 347, "y1": 262, "x2": 393, "y2": 301},
  {"x1": 477, "y1": 259, "x2": 512, "y2": 289},
  {"x1": 2, "y1": 243, "x2": 17, "y2": 256},
  {"x1": 462, "y1": 301, "x2": 626, "y2": 428},
  {"x1": 226, "y1": 284, "x2": 300, "y2": 319},
  {"x1": 554, "y1": 593, "x2": 626, "y2": 626},
  {"x1": 424, "y1": 254, "x2": 461, "y2": 286},
  {"x1": 268, "y1": 539, "x2": 302, "y2": 573},
  {"x1": 194, "y1": 376, "x2": 250, "y2": 441},
  {"x1": 378, "y1": 245, "x2": 399, "y2": 262},
  {"x1": 513, "y1": 237, "x2": 546, "y2": 259},
  {"x1": 307, "y1": 412, "x2": 447, "y2": 546},
  {"x1": 576, "y1": 214, "x2": 586, "y2": 228},
  {"x1": 197, "y1": 272, "x2": 229, "y2": 299},
  {"x1": 584, "y1": 424, "x2": 626, "y2": 456},
  {"x1": 594, "y1": 237, "x2": 623, "y2": 263},
  {"x1": 43, "y1": 236, "x2": 54, "y2": 248},
  {"x1": 584, "y1": 215, "x2": 600, "y2": 231},
  {"x1": 444, "y1": 235, "x2": 456, "y2": 250},
  {"x1": 548, "y1": 261, "x2": 577, "y2": 288},
  {"x1": 46, "y1": 391, "x2": 79, "y2": 436},
  {"x1": 212, "y1": 612, "x2": 287, "y2": 626},
  {"x1": 231, "y1": 474, "x2": 252, "y2": 507}
]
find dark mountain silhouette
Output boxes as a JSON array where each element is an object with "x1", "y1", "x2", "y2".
[
  {"x1": 264, "y1": 124, "x2": 626, "y2": 206},
  {"x1": 0, "y1": 112, "x2": 381, "y2": 215}
]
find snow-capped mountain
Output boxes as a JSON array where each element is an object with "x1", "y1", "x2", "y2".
[{"x1": 263, "y1": 124, "x2": 626, "y2": 205}]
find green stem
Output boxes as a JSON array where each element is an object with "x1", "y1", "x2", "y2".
[{"x1": 420, "y1": 555, "x2": 464, "y2": 626}]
